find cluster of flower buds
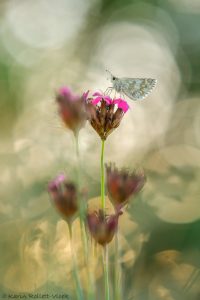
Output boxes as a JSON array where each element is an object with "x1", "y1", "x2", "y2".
[
  {"x1": 48, "y1": 167, "x2": 145, "y2": 245},
  {"x1": 49, "y1": 86, "x2": 146, "y2": 246}
]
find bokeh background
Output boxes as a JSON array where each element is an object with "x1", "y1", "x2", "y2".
[{"x1": 0, "y1": 0, "x2": 200, "y2": 299}]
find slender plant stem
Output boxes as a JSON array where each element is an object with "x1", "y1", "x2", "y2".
[
  {"x1": 74, "y1": 133, "x2": 95, "y2": 300},
  {"x1": 103, "y1": 245, "x2": 110, "y2": 300},
  {"x1": 183, "y1": 269, "x2": 200, "y2": 293},
  {"x1": 100, "y1": 140, "x2": 110, "y2": 300},
  {"x1": 74, "y1": 132, "x2": 80, "y2": 184},
  {"x1": 75, "y1": 132, "x2": 80, "y2": 157},
  {"x1": 114, "y1": 231, "x2": 122, "y2": 300},
  {"x1": 74, "y1": 133, "x2": 88, "y2": 259},
  {"x1": 87, "y1": 239, "x2": 96, "y2": 300},
  {"x1": 101, "y1": 139, "x2": 105, "y2": 210},
  {"x1": 68, "y1": 222, "x2": 84, "y2": 300}
]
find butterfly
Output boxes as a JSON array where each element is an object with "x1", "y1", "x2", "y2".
[{"x1": 106, "y1": 70, "x2": 157, "y2": 101}]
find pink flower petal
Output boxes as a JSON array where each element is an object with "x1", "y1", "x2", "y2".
[
  {"x1": 114, "y1": 98, "x2": 129, "y2": 113},
  {"x1": 58, "y1": 86, "x2": 80, "y2": 101},
  {"x1": 118, "y1": 101, "x2": 129, "y2": 113},
  {"x1": 104, "y1": 96, "x2": 112, "y2": 105},
  {"x1": 92, "y1": 97, "x2": 102, "y2": 105},
  {"x1": 113, "y1": 98, "x2": 125, "y2": 104},
  {"x1": 59, "y1": 86, "x2": 71, "y2": 96},
  {"x1": 82, "y1": 90, "x2": 90, "y2": 101},
  {"x1": 48, "y1": 173, "x2": 66, "y2": 191},
  {"x1": 92, "y1": 92, "x2": 103, "y2": 97},
  {"x1": 55, "y1": 174, "x2": 66, "y2": 185}
]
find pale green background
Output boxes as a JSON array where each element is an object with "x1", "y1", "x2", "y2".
[{"x1": 0, "y1": 0, "x2": 200, "y2": 299}]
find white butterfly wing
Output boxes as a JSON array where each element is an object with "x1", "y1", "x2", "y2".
[{"x1": 120, "y1": 78, "x2": 157, "y2": 100}]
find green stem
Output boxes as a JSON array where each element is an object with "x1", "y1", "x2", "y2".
[
  {"x1": 101, "y1": 140, "x2": 109, "y2": 299},
  {"x1": 68, "y1": 222, "x2": 84, "y2": 300},
  {"x1": 74, "y1": 133, "x2": 95, "y2": 300},
  {"x1": 103, "y1": 245, "x2": 110, "y2": 300},
  {"x1": 74, "y1": 133, "x2": 88, "y2": 260},
  {"x1": 101, "y1": 140, "x2": 105, "y2": 210},
  {"x1": 74, "y1": 133, "x2": 80, "y2": 185},
  {"x1": 114, "y1": 231, "x2": 121, "y2": 300},
  {"x1": 75, "y1": 132, "x2": 80, "y2": 163}
]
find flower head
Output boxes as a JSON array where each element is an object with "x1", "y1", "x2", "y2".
[
  {"x1": 85, "y1": 91, "x2": 129, "y2": 140},
  {"x1": 48, "y1": 174, "x2": 78, "y2": 221},
  {"x1": 106, "y1": 164, "x2": 146, "y2": 210},
  {"x1": 56, "y1": 86, "x2": 87, "y2": 135},
  {"x1": 87, "y1": 209, "x2": 122, "y2": 246}
]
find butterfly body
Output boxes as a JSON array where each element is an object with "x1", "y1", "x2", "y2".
[{"x1": 108, "y1": 71, "x2": 157, "y2": 101}]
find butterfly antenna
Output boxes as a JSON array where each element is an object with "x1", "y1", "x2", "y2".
[{"x1": 105, "y1": 69, "x2": 112, "y2": 80}]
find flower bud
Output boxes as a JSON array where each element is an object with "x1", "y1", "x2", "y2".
[
  {"x1": 48, "y1": 174, "x2": 78, "y2": 221},
  {"x1": 106, "y1": 164, "x2": 146, "y2": 210},
  {"x1": 56, "y1": 86, "x2": 87, "y2": 135},
  {"x1": 87, "y1": 209, "x2": 122, "y2": 246}
]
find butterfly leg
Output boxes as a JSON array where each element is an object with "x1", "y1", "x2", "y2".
[
  {"x1": 108, "y1": 87, "x2": 113, "y2": 96},
  {"x1": 104, "y1": 87, "x2": 113, "y2": 96}
]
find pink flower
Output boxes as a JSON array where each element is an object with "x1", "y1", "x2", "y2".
[
  {"x1": 85, "y1": 91, "x2": 129, "y2": 140},
  {"x1": 89, "y1": 92, "x2": 129, "y2": 113},
  {"x1": 56, "y1": 86, "x2": 87, "y2": 135},
  {"x1": 92, "y1": 92, "x2": 112, "y2": 105}
]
